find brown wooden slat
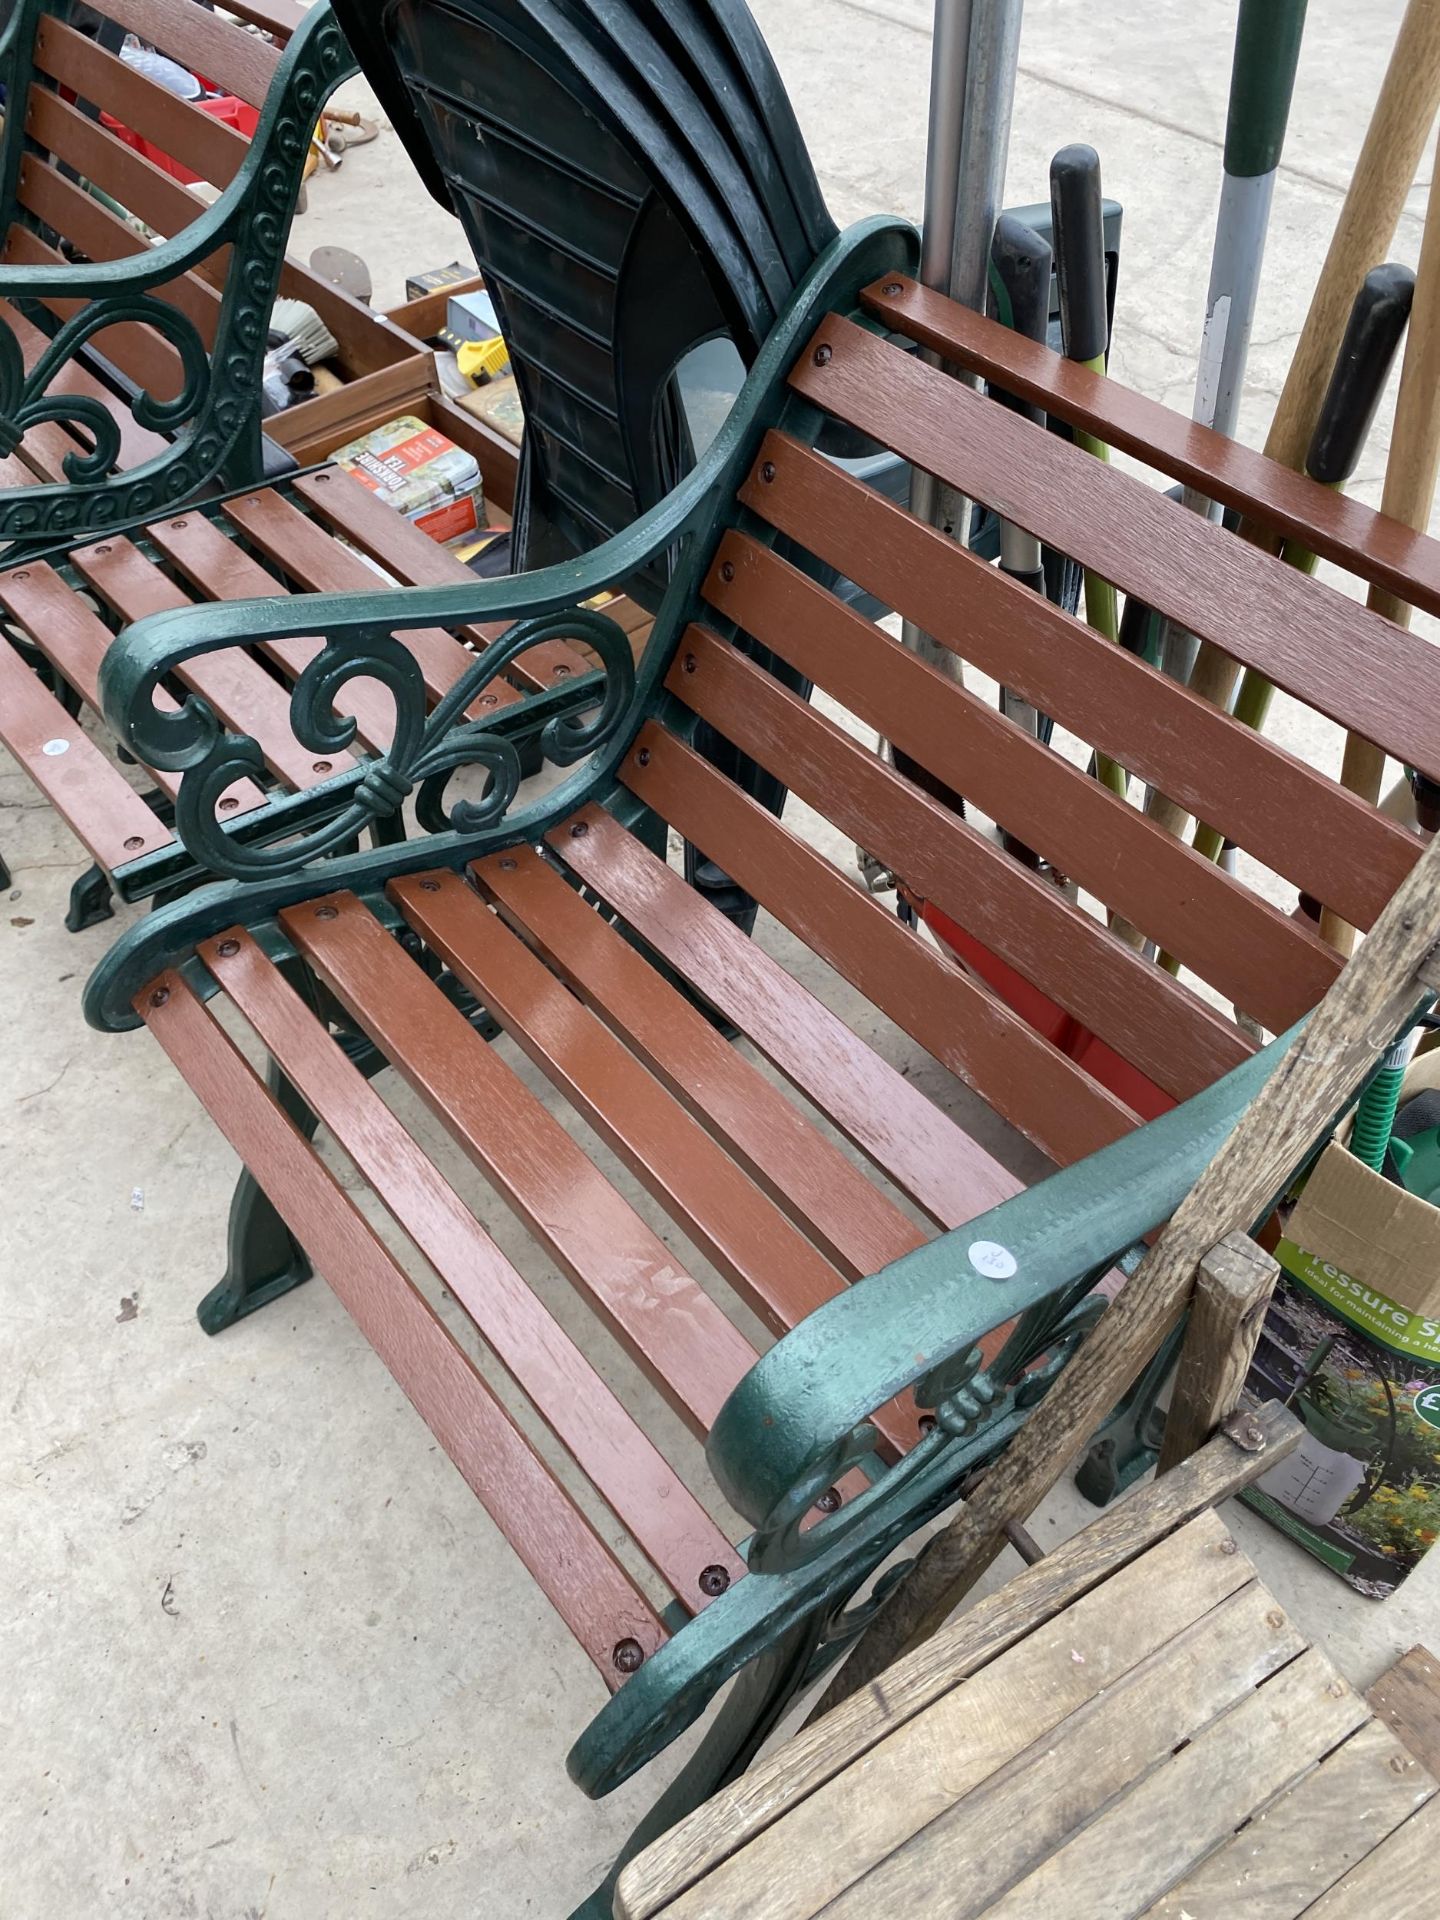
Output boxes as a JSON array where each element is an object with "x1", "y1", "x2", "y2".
[
  {"x1": 3, "y1": 223, "x2": 186, "y2": 406},
  {"x1": 554, "y1": 803, "x2": 1089, "y2": 1217},
  {"x1": 289, "y1": 466, "x2": 590, "y2": 692},
  {"x1": 33, "y1": 16, "x2": 250, "y2": 192},
  {"x1": 142, "y1": 508, "x2": 395, "y2": 754},
  {"x1": 0, "y1": 296, "x2": 169, "y2": 481},
  {"x1": 69, "y1": 536, "x2": 347, "y2": 792},
  {"x1": 277, "y1": 890, "x2": 758, "y2": 1436},
  {"x1": 140, "y1": 969, "x2": 663, "y2": 1680},
  {"x1": 220, "y1": 0, "x2": 305, "y2": 37},
  {"x1": 0, "y1": 300, "x2": 97, "y2": 482},
  {"x1": 0, "y1": 560, "x2": 264, "y2": 817},
  {"x1": 390, "y1": 869, "x2": 883, "y2": 1355},
  {"x1": 705, "y1": 533, "x2": 1340, "y2": 1029},
  {"x1": 741, "y1": 435, "x2": 1417, "y2": 933},
  {"x1": 473, "y1": 843, "x2": 926, "y2": 1280},
  {"x1": 24, "y1": 87, "x2": 215, "y2": 243},
  {"x1": 200, "y1": 925, "x2": 744, "y2": 1609},
  {"x1": 863, "y1": 275, "x2": 1440, "y2": 626},
  {"x1": 664, "y1": 634, "x2": 1251, "y2": 1099},
  {"x1": 791, "y1": 316, "x2": 1440, "y2": 786},
  {"x1": 98, "y1": 0, "x2": 280, "y2": 110},
  {"x1": 0, "y1": 633, "x2": 172, "y2": 870},
  {"x1": 221, "y1": 485, "x2": 523, "y2": 716},
  {"x1": 16, "y1": 157, "x2": 222, "y2": 350}
]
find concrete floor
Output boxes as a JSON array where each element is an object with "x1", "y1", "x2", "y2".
[{"x1": 4, "y1": 2, "x2": 1440, "y2": 1915}]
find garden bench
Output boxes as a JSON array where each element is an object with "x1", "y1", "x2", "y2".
[
  {"x1": 0, "y1": 0, "x2": 425, "y2": 558},
  {"x1": 76, "y1": 217, "x2": 1440, "y2": 1913}
]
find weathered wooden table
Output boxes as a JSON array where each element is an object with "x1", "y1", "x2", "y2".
[{"x1": 617, "y1": 1494, "x2": 1440, "y2": 1919}]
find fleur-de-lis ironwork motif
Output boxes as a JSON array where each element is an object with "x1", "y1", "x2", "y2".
[{"x1": 123, "y1": 605, "x2": 638, "y2": 881}]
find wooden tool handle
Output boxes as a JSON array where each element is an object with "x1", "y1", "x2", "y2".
[
  {"x1": 1265, "y1": 0, "x2": 1440, "y2": 474},
  {"x1": 1322, "y1": 135, "x2": 1440, "y2": 955}
]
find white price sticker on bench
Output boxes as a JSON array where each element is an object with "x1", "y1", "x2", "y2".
[{"x1": 968, "y1": 1240, "x2": 1018, "y2": 1280}]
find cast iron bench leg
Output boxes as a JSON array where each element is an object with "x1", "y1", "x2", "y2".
[{"x1": 575, "y1": 1614, "x2": 825, "y2": 1920}]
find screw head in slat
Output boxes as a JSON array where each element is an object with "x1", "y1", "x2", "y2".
[
  {"x1": 612, "y1": 1638, "x2": 645, "y2": 1674},
  {"x1": 215, "y1": 939, "x2": 240, "y2": 958},
  {"x1": 812, "y1": 344, "x2": 831, "y2": 366}
]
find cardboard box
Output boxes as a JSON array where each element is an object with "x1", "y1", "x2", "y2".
[
  {"x1": 444, "y1": 288, "x2": 501, "y2": 346},
  {"x1": 404, "y1": 261, "x2": 475, "y2": 302},
  {"x1": 1241, "y1": 1059, "x2": 1440, "y2": 1598},
  {"x1": 331, "y1": 414, "x2": 484, "y2": 547}
]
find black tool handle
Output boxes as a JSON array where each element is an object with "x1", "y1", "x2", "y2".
[
  {"x1": 989, "y1": 214, "x2": 1053, "y2": 428},
  {"x1": 1307, "y1": 263, "x2": 1415, "y2": 485},
  {"x1": 1049, "y1": 144, "x2": 1108, "y2": 363}
]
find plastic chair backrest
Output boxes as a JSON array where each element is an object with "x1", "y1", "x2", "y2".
[{"x1": 328, "y1": 0, "x2": 836, "y2": 595}]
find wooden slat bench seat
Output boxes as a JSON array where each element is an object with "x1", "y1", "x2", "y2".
[
  {"x1": 0, "y1": 0, "x2": 436, "y2": 556},
  {"x1": 74, "y1": 218, "x2": 1440, "y2": 1915},
  {"x1": 0, "y1": 463, "x2": 601, "y2": 924}
]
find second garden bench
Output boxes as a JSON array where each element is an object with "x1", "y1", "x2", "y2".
[{"x1": 75, "y1": 216, "x2": 1440, "y2": 1913}]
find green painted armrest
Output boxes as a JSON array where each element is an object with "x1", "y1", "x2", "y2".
[
  {"x1": 0, "y1": 5, "x2": 355, "y2": 542},
  {"x1": 708, "y1": 1022, "x2": 1308, "y2": 1526}
]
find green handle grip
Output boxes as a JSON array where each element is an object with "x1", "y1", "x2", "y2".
[{"x1": 1224, "y1": 0, "x2": 1310, "y2": 178}]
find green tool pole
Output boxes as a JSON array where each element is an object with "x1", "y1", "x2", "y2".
[
  {"x1": 1154, "y1": 0, "x2": 1309, "y2": 693},
  {"x1": 1050, "y1": 143, "x2": 1126, "y2": 797}
]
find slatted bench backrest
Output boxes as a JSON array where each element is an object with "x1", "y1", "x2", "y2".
[
  {"x1": 2, "y1": 0, "x2": 400, "y2": 435},
  {"x1": 620, "y1": 277, "x2": 1438, "y2": 1169}
]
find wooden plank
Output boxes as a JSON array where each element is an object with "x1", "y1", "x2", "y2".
[
  {"x1": 3, "y1": 223, "x2": 186, "y2": 407},
  {"x1": 219, "y1": 0, "x2": 305, "y2": 38},
  {"x1": 388, "y1": 869, "x2": 866, "y2": 1346},
  {"x1": 0, "y1": 291, "x2": 169, "y2": 479},
  {"x1": 473, "y1": 843, "x2": 926, "y2": 1281},
  {"x1": 862, "y1": 275, "x2": 1440, "y2": 630},
  {"x1": 220, "y1": 484, "x2": 523, "y2": 715},
  {"x1": 0, "y1": 631, "x2": 172, "y2": 871},
  {"x1": 24, "y1": 87, "x2": 213, "y2": 243},
  {"x1": 141, "y1": 507, "x2": 396, "y2": 753},
  {"x1": 613, "y1": 1410, "x2": 1300, "y2": 1920},
  {"x1": 663, "y1": 637, "x2": 1251, "y2": 1100},
  {"x1": 273, "y1": 263, "x2": 424, "y2": 381},
  {"x1": 1159, "y1": 1231, "x2": 1281, "y2": 1471},
  {"x1": 554, "y1": 802, "x2": 1036, "y2": 1226},
  {"x1": 97, "y1": 0, "x2": 280, "y2": 110},
  {"x1": 33, "y1": 16, "x2": 250, "y2": 192},
  {"x1": 1142, "y1": 1719, "x2": 1437, "y2": 1920},
  {"x1": 741, "y1": 435, "x2": 1416, "y2": 933},
  {"x1": 976, "y1": 1649, "x2": 1369, "y2": 1920},
  {"x1": 16, "y1": 158, "x2": 222, "y2": 348},
  {"x1": 200, "y1": 925, "x2": 744, "y2": 1609},
  {"x1": 288, "y1": 467, "x2": 591, "y2": 690},
  {"x1": 652, "y1": 1526, "x2": 1288, "y2": 1920},
  {"x1": 822, "y1": 794, "x2": 1440, "y2": 1698},
  {"x1": 819, "y1": 1583, "x2": 1308, "y2": 1920},
  {"x1": 278, "y1": 889, "x2": 757, "y2": 1436},
  {"x1": 384, "y1": 273, "x2": 485, "y2": 340},
  {"x1": 0, "y1": 560, "x2": 265, "y2": 817},
  {"x1": 68, "y1": 536, "x2": 347, "y2": 791},
  {"x1": 615, "y1": 732, "x2": 1144, "y2": 1174},
  {"x1": 1367, "y1": 1646, "x2": 1440, "y2": 1776},
  {"x1": 705, "y1": 533, "x2": 1340, "y2": 1026},
  {"x1": 260, "y1": 354, "x2": 437, "y2": 464},
  {"x1": 140, "y1": 969, "x2": 665, "y2": 1681},
  {"x1": 789, "y1": 316, "x2": 1440, "y2": 787},
  {"x1": 1298, "y1": 1795, "x2": 1440, "y2": 1918}
]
